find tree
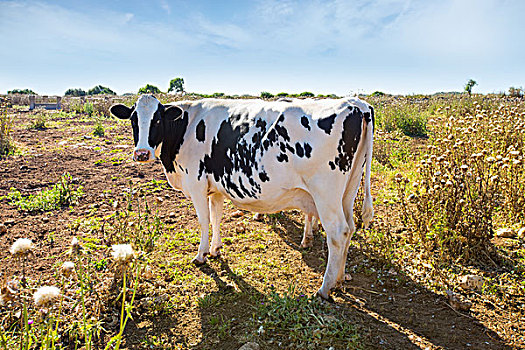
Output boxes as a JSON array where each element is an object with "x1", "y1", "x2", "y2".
[
  {"x1": 299, "y1": 91, "x2": 315, "y2": 97},
  {"x1": 260, "y1": 91, "x2": 274, "y2": 99},
  {"x1": 8, "y1": 88, "x2": 36, "y2": 95},
  {"x1": 88, "y1": 85, "x2": 116, "y2": 95},
  {"x1": 138, "y1": 84, "x2": 162, "y2": 94},
  {"x1": 464, "y1": 79, "x2": 477, "y2": 96},
  {"x1": 64, "y1": 88, "x2": 86, "y2": 97},
  {"x1": 168, "y1": 78, "x2": 185, "y2": 93}
]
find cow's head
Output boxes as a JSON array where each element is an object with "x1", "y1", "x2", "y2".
[{"x1": 110, "y1": 95, "x2": 183, "y2": 163}]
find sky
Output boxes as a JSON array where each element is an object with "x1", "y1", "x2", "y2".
[{"x1": 0, "y1": 0, "x2": 524, "y2": 96}]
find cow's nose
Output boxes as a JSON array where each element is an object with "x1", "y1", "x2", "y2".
[{"x1": 133, "y1": 149, "x2": 152, "y2": 162}]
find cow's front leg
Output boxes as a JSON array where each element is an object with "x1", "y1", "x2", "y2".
[
  {"x1": 191, "y1": 193, "x2": 211, "y2": 265},
  {"x1": 209, "y1": 193, "x2": 224, "y2": 258}
]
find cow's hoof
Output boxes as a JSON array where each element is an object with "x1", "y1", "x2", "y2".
[
  {"x1": 192, "y1": 255, "x2": 207, "y2": 266},
  {"x1": 299, "y1": 240, "x2": 313, "y2": 249},
  {"x1": 315, "y1": 290, "x2": 334, "y2": 303},
  {"x1": 209, "y1": 250, "x2": 221, "y2": 259}
]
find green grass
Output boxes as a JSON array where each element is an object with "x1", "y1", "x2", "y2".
[{"x1": 4, "y1": 173, "x2": 83, "y2": 212}]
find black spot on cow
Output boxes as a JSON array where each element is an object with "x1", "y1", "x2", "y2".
[
  {"x1": 317, "y1": 114, "x2": 337, "y2": 135},
  {"x1": 330, "y1": 108, "x2": 363, "y2": 172},
  {"x1": 275, "y1": 115, "x2": 290, "y2": 142},
  {"x1": 277, "y1": 153, "x2": 288, "y2": 162},
  {"x1": 196, "y1": 120, "x2": 206, "y2": 142},
  {"x1": 295, "y1": 142, "x2": 304, "y2": 158},
  {"x1": 301, "y1": 116, "x2": 311, "y2": 130},
  {"x1": 304, "y1": 143, "x2": 312, "y2": 158},
  {"x1": 198, "y1": 113, "x2": 261, "y2": 199},
  {"x1": 160, "y1": 108, "x2": 188, "y2": 173},
  {"x1": 329, "y1": 161, "x2": 336, "y2": 170},
  {"x1": 259, "y1": 171, "x2": 270, "y2": 182}
]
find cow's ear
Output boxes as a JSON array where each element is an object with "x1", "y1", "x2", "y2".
[
  {"x1": 110, "y1": 104, "x2": 133, "y2": 119},
  {"x1": 163, "y1": 105, "x2": 183, "y2": 121}
]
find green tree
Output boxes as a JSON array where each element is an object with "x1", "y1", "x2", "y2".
[
  {"x1": 299, "y1": 91, "x2": 315, "y2": 97},
  {"x1": 138, "y1": 84, "x2": 162, "y2": 94},
  {"x1": 168, "y1": 78, "x2": 185, "y2": 93},
  {"x1": 88, "y1": 85, "x2": 116, "y2": 95},
  {"x1": 64, "y1": 88, "x2": 86, "y2": 97},
  {"x1": 8, "y1": 89, "x2": 36, "y2": 95},
  {"x1": 276, "y1": 92, "x2": 289, "y2": 97},
  {"x1": 260, "y1": 91, "x2": 274, "y2": 99},
  {"x1": 464, "y1": 79, "x2": 477, "y2": 96}
]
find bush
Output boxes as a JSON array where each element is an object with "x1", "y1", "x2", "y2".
[
  {"x1": 276, "y1": 92, "x2": 289, "y2": 97},
  {"x1": 395, "y1": 101, "x2": 525, "y2": 261},
  {"x1": 64, "y1": 88, "x2": 87, "y2": 97},
  {"x1": 260, "y1": 91, "x2": 274, "y2": 99},
  {"x1": 88, "y1": 85, "x2": 116, "y2": 95},
  {"x1": 375, "y1": 101, "x2": 428, "y2": 137},
  {"x1": 0, "y1": 111, "x2": 15, "y2": 158},
  {"x1": 83, "y1": 101, "x2": 94, "y2": 116},
  {"x1": 299, "y1": 91, "x2": 314, "y2": 97},
  {"x1": 93, "y1": 121, "x2": 104, "y2": 137},
  {"x1": 7, "y1": 88, "x2": 36, "y2": 95},
  {"x1": 371, "y1": 91, "x2": 385, "y2": 97},
  {"x1": 508, "y1": 87, "x2": 524, "y2": 98},
  {"x1": 28, "y1": 113, "x2": 47, "y2": 130},
  {"x1": 138, "y1": 84, "x2": 162, "y2": 94}
]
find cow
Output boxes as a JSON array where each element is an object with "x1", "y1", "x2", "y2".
[{"x1": 110, "y1": 94, "x2": 374, "y2": 299}]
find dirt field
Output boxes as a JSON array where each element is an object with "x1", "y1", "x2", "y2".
[{"x1": 0, "y1": 107, "x2": 522, "y2": 349}]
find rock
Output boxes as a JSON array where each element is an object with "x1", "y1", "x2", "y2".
[
  {"x1": 458, "y1": 274, "x2": 484, "y2": 291},
  {"x1": 253, "y1": 213, "x2": 264, "y2": 221},
  {"x1": 0, "y1": 224, "x2": 7, "y2": 235},
  {"x1": 4, "y1": 219, "x2": 15, "y2": 226},
  {"x1": 42, "y1": 217, "x2": 49, "y2": 223},
  {"x1": 238, "y1": 342, "x2": 260, "y2": 350},
  {"x1": 446, "y1": 290, "x2": 472, "y2": 312},
  {"x1": 495, "y1": 228, "x2": 516, "y2": 238},
  {"x1": 231, "y1": 210, "x2": 245, "y2": 218}
]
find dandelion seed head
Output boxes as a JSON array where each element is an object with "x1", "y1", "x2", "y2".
[
  {"x1": 33, "y1": 286, "x2": 60, "y2": 307},
  {"x1": 111, "y1": 244, "x2": 135, "y2": 263},
  {"x1": 10, "y1": 238, "x2": 33, "y2": 256},
  {"x1": 61, "y1": 261, "x2": 75, "y2": 277}
]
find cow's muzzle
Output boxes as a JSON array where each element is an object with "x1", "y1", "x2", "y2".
[{"x1": 133, "y1": 149, "x2": 153, "y2": 163}]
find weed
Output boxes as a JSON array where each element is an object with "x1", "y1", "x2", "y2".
[
  {"x1": 5, "y1": 173, "x2": 83, "y2": 212},
  {"x1": 93, "y1": 122, "x2": 104, "y2": 137},
  {"x1": 0, "y1": 111, "x2": 15, "y2": 158},
  {"x1": 28, "y1": 113, "x2": 47, "y2": 130},
  {"x1": 83, "y1": 102, "x2": 94, "y2": 117}
]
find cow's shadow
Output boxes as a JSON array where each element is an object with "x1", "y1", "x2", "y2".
[{"x1": 267, "y1": 212, "x2": 511, "y2": 350}]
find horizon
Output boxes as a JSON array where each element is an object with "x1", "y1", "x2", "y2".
[{"x1": 1, "y1": 0, "x2": 524, "y2": 96}]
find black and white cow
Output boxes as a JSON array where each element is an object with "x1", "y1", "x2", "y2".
[{"x1": 111, "y1": 95, "x2": 374, "y2": 299}]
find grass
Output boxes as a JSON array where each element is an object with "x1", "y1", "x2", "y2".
[{"x1": 4, "y1": 173, "x2": 83, "y2": 212}]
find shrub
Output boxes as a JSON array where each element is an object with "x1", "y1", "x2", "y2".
[
  {"x1": 64, "y1": 88, "x2": 87, "y2": 97},
  {"x1": 508, "y1": 87, "x2": 524, "y2": 98},
  {"x1": 88, "y1": 85, "x2": 116, "y2": 95},
  {"x1": 260, "y1": 91, "x2": 274, "y2": 99},
  {"x1": 299, "y1": 91, "x2": 314, "y2": 97},
  {"x1": 8, "y1": 88, "x2": 36, "y2": 95},
  {"x1": 93, "y1": 121, "x2": 104, "y2": 137},
  {"x1": 375, "y1": 101, "x2": 428, "y2": 137},
  {"x1": 395, "y1": 101, "x2": 525, "y2": 262},
  {"x1": 28, "y1": 113, "x2": 47, "y2": 130},
  {"x1": 276, "y1": 92, "x2": 289, "y2": 97},
  {"x1": 371, "y1": 91, "x2": 385, "y2": 97},
  {"x1": 0, "y1": 111, "x2": 15, "y2": 158},
  {"x1": 83, "y1": 101, "x2": 94, "y2": 116},
  {"x1": 138, "y1": 84, "x2": 162, "y2": 94}
]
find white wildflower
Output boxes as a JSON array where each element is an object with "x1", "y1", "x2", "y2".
[
  {"x1": 61, "y1": 261, "x2": 75, "y2": 277},
  {"x1": 10, "y1": 238, "x2": 33, "y2": 256},
  {"x1": 33, "y1": 286, "x2": 60, "y2": 307},
  {"x1": 111, "y1": 244, "x2": 135, "y2": 264}
]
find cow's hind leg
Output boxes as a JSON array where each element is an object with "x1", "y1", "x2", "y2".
[
  {"x1": 300, "y1": 214, "x2": 315, "y2": 248},
  {"x1": 191, "y1": 192, "x2": 211, "y2": 265},
  {"x1": 209, "y1": 193, "x2": 224, "y2": 258},
  {"x1": 316, "y1": 206, "x2": 350, "y2": 300}
]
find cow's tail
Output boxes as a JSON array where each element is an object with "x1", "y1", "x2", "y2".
[{"x1": 361, "y1": 107, "x2": 374, "y2": 229}]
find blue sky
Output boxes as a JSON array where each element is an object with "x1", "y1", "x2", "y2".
[{"x1": 1, "y1": 0, "x2": 524, "y2": 95}]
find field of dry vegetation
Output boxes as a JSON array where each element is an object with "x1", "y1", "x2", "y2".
[{"x1": 0, "y1": 93, "x2": 524, "y2": 349}]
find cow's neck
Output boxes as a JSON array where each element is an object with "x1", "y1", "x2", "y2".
[{"x1": 159, "y1": 111, "x2": 189, "y2": 173}]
